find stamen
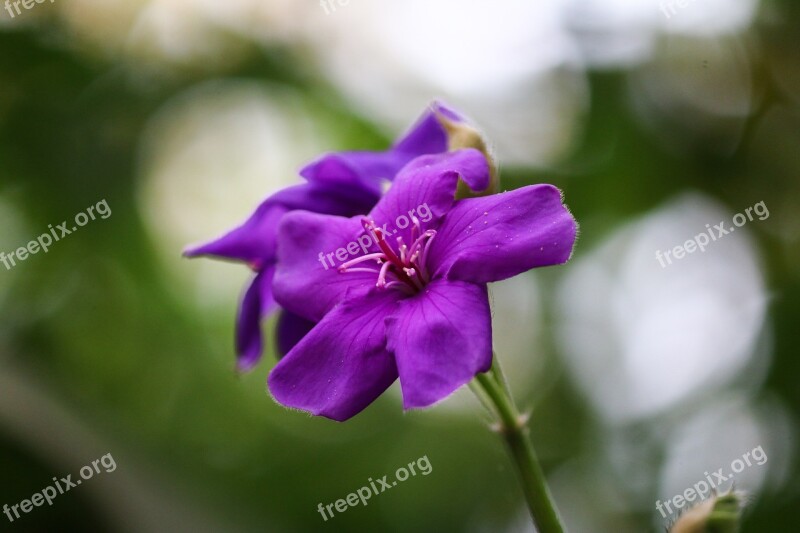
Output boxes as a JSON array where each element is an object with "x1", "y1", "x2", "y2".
[
  {"x1": 404, "y1": 267, "x2": 425, "y2": 291},
  {"x1": 407, "y1": 230, "x2": 431, "y2": 258},
  {"x1": 338, "y1": 252, "x2": 385, "y2": 272},
  {"x1": 418, "y1": 231, "x2": 437, "y2": 282},
  {"x1": 343, "y1": 267, "x2": 382, "y2": 274},
  {"x1": 376, "y1": 261, "x2": 392, "y2": 288},
  {"x1": 373, "y1": 228, "x2": 403, "y2": 266},
  {"x1": 396, "y1": 237, "x2": 408, "y2": 263},
  {"x1": 411, "y1": 216, "x2": 422, "y2": 235}
]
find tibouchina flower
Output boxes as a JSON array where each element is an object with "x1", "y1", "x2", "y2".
[
  {"x1": 185, "y1": 104, "x2": 460, "y2": 372},
  {"x1": 269, "y1": 149, "x2": 578, "y2": 421}
]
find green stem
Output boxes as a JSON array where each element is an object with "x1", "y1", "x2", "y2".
[
  {"x1": 489, "y1": 350, "x2": 514, "y2": 402},
  {"x1": 468, "y1": 379, "x2": 497, "y2": 417},
  {"x1": 473, "y1": 366, "x2": 564, "y2": 533}
]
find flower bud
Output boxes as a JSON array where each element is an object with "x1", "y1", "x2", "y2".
[
  {"x1": 433, "y1": 103, "x2": 499, "y2": 197},
  {"x1": 669, "y1": 492, "x2": 744, "y2": 533}
]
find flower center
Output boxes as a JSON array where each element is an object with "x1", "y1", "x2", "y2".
[{"x1": 338, "y1": 217, "x2": 436, "y2": 294}]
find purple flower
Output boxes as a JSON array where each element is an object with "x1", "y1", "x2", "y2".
[
  {"x1": 184, "y1": 103, "x2": 460, "y2": 372},
  {"x1": 269, "y1": 149, "x2": 578, "y2": 421}
]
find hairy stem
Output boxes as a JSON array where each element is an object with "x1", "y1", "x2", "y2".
[{"x1": 472, "y1": 363, "x2": 564, "y2": 533}]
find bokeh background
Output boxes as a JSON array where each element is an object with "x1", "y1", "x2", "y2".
[{"x1": 1, "y1": 0, "x2": 798, "y2": 531}]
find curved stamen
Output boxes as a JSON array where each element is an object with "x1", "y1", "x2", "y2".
[
  {"x1": 338, "y1": 252, "x2": 385, "y2": 272},
  {"x1": 404, "y1": 267, "x2": 425, "y2": 291},
  {"x1": 374, "y1": 231, "x2": 403, "y2": 266},
  {"x1": 408, "y1": 229, "x2": 435, "y2": 257},
  {"x1": 418, "y1": 232, "x2": 437, "y2": 280},
  {"x1": 397, "y1": 237, "x2": 408, "y2": 263},
  {"x1": 343, "y1": 267, "x2": 382, "y2": 274},
  {"x1": 411, "y1": 216, "x2": 422, "y2": 236},
  {"x1": 376, "y1": 261, "x2": 392, "y2": 288}
]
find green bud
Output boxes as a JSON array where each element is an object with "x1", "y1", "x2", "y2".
[
  {"x1": 434, "y1": 109, "x2": 499, "y2": 198},
  {"x1": 669, "y1": 492, "x2": 744, "y2": 533}
]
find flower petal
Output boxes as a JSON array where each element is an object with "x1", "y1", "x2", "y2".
[
  {"x1": 299, "y1": 105, "x2": 450, "y2": 196},
  {"x1": 428, "y1": 184, "x2": 577, "y2": 284},
  {"x1": 236, "y1": 268, "x2": 277, "y2": 372},
  {"x1": 366, "y1": 149, "x2": 490, "y2": 242},
  {"x1": 429, "y1": 100, "x2": 465, "y2": 125},
  {"x1": 299, "y1": 153, "x2": 390, "y2": 198},
  {"x1": 268, "y1": 290, "x2": 401, "y2": 421},
  {"x1": 184, "y1": 183, "x2": 373, "y2": 266},
  {"x1": 385, "y1": 279, "x2": 492, "y2": 409},
  {"x1": 275, "y1": 310, "x2": 316, "y2": 359},
  {"x1": 273, "y1": 211, "x2": 377, "y2": 321},
  {"x1": 393, "y1": 103, "x2": 452, "y2": 155},
  {"x1": 184, "y1": 200, "x2": 287, "y2": 267}
]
